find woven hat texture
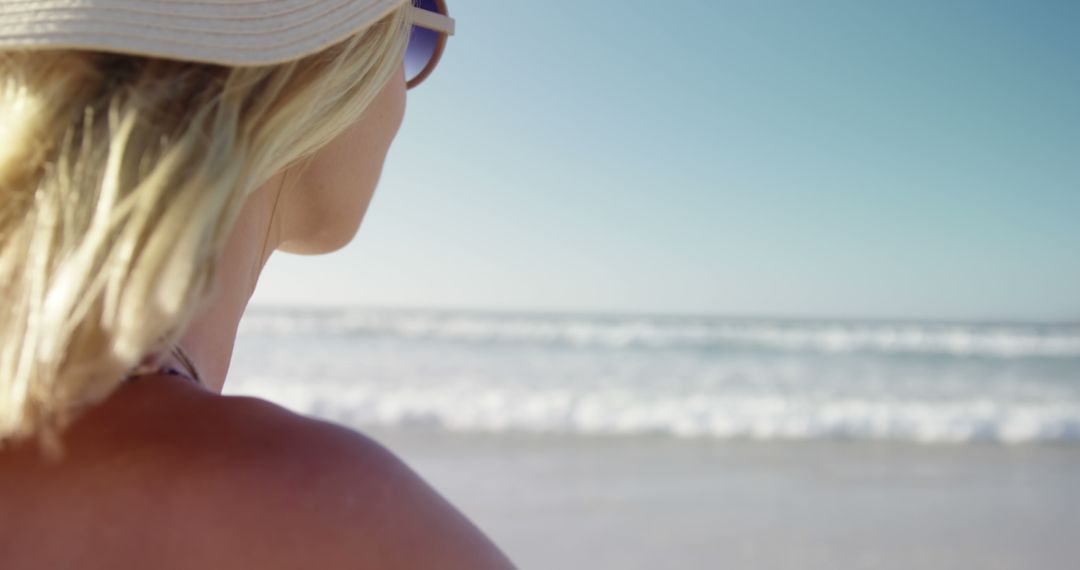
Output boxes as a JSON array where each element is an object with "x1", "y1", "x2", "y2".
[{"x1": 0, "y1": 0, "x2": 409, "y2": 65}]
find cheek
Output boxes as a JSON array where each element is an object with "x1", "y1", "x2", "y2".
[{"x1": 282, "y1": 71, "x2": 407, "y2": 254}]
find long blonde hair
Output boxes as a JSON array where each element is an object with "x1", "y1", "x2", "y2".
[{"x1": 0, "y1": 6, "x2": 413, "y2": 449}]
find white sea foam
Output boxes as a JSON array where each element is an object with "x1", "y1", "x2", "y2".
[
  {"x1": 227, "y1": 378, "x2": 1080, "y2": 445},
  {"x1": 239, "y1": 308, "x2": 1080, "y2": 358}
]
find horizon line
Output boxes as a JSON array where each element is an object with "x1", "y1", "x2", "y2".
[{"x1": 245, "y1": 301, "x2": 1080, "y2": 327}]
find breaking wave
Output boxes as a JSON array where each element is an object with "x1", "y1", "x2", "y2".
[
  {"x1": 240, "y1": 308, "x2": 1080, "y2": 358},
  {"x1": 230, "y1": 380, "x2": 1080, "y2": 445}
]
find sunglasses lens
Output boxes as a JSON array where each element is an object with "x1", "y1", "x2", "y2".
[{"x1": 404, "y1": 0, "x2": 443, "y2": 85}]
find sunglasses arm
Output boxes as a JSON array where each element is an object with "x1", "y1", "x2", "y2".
[{"x1": 411, "y1": 6, "x2": 456, "y2": 36}]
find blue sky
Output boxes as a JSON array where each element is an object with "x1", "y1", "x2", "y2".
[{"x1": 252, "y1": 0, "x2": 1080, "y2": 321}]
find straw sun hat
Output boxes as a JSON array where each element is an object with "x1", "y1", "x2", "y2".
[{"x1": 0, "y1": 0, "x2": 413, "y2": 66}]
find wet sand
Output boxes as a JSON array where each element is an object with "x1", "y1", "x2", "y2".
[{"x1": 368, "y1": 428, "x2": 1080, "y2": 570}]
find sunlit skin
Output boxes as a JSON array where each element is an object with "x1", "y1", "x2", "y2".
[
  {"x1": 0, "y1": 67, "x2": 516, "y2": 569},
  {"x1": 178, "y1": 67, "x2": 409, "y2": 390}
]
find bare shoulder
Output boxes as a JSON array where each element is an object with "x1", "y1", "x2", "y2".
[
  {"x1": 179, "y1": 392, "x2": 517, "y2": 570},
  {"x1": 3, "y1": 378, "x2": 514, "y2": 569},
  {"x1": 2, "y1": 375, "x2": 514, "y2": 565}
]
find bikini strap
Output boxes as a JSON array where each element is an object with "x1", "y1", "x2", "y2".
[{"x1": 126, "y1": 345, "x2": 204, "y2": 386}]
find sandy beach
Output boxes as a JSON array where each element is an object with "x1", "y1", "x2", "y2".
[{"x1": 371, "y1": 428, "x2": 1080, "y2": 570}]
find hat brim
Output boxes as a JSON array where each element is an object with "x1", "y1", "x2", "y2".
[{"x1": 0, "y1": 0, "x2": 408, "y2": 66}]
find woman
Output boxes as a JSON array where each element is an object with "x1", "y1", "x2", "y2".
[{"x1": 0, "y1": 1, "x2": 514, "y2": 567}]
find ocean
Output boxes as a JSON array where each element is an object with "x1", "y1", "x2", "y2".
[
  {"x1": 227, "y1": 307, "x2": 1080, "y2": 446},
  {"x1": 225, "y1": 307, "x2": 1080, "y2": 569}
]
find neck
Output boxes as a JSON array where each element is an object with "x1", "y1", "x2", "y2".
[{"x1": 174, "y1": 176, "x2": 285, "y2": 393}]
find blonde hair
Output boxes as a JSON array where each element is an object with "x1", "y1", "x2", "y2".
[{"x1": 0, "y1": 6, "x2": 413, "y2": 449}]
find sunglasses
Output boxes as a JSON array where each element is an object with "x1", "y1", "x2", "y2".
[{"x1": 406, "y1": 0, "x2": 456, "y2": 89}]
